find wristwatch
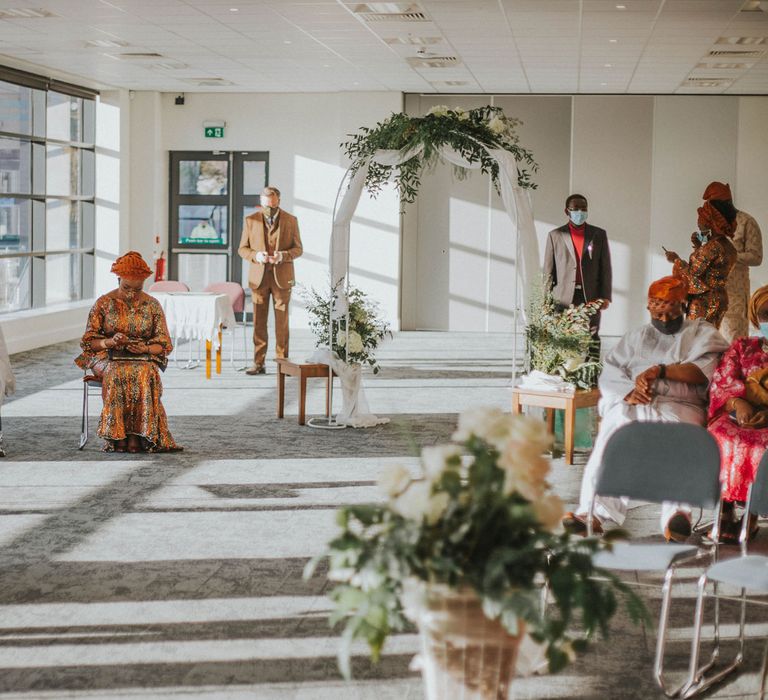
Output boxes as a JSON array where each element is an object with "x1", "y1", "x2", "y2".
[{"x1": 657, "y1": 364, "x2": 666, "y2": 379}]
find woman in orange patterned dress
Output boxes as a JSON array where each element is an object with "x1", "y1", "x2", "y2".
[{"x1": 75, "y1": 252, "x2": 181, "y2": 453}]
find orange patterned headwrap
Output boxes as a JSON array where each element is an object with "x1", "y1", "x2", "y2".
[
  {"x1": 648, "y1": 275, "x2": 688, "y2": 304},
  {"x1": 110, "y1": 251, "x2": 153, "y2": 280},
  {"x1": 748, "y1": 285, "x2": 768, "y2": 329},
  {"x1": 702, "y1": 181, "x2": 732, "y2": 202},
  {"x1": 697, "y1": 200, "x2": 736, "y2": 238}
]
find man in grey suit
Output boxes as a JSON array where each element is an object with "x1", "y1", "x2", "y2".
[{"x1": 543, "y1": 194, "x2": 612, "y2": 354}]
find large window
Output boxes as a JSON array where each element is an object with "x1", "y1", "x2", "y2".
[{"x1": 0, "y1": 69, "x2": 96, "y2": 313}]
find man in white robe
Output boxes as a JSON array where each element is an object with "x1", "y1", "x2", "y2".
[{"x1": 563, "y1": 276, "x2": 729, "y2": 541}]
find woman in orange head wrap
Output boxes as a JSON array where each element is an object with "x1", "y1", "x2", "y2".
[
  {"x1": 75, "y1": 252, "x2": 181, "y2": 453},
  {"x1": 663, "y1": 201, "x2": 737, "y2": 329}
]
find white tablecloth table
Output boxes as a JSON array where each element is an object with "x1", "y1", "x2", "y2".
[{"x1": 150, "y1": 292, "x2": 236, "y2": 378}]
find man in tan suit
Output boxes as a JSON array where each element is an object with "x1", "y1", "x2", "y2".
[{"x1": 238, "y1": 186, "x2": 303, "y2": 374}]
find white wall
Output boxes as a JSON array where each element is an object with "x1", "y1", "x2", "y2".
[
  {"x1": 129, "y1": 91, "x2": 403, "y2": 329},
  {"x1": 405, "y1": 94, "x2": 768, "y2": 337}
]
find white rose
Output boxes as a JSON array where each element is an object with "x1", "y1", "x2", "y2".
[
  {"x1": 421, "y1": 444, "x2": 461, "y2": 481},
  {"x1": 487, "y1": 116, "x2": 506, "y2": 134},
  {"x1": 337, "y1": 332, "x2": 346, "y2": 347},
  {"x1": 378, "y1": 463, "x2": 411, "y2": 497},
  {"x1": 452, "y1": 406, "x2": 506, "y2": 444},
  {"x1": 427, "y1": 104, "x2": 450, "y2": 117},
  {"x1": 347, "y1": 330, "x2": 364, "y2": 354},
  {"x1": 563, "y1": 356, "x2": 583, "y2": 372},
  {"x1": 393, "y1": 481, "x2": 449, "y2": 524},
  {"x1": 533, "y1": 493, "x2": 565, "y2": 531},
  {"x1": 453, "y1": 107, "x2": 469, "y2": 121}
]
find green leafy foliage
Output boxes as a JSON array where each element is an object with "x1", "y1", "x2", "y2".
[
  {"x1": 342, "y1": 106, "x2": 537, "y2": 210},
  {"x1": 301, "y1": 282, "x2": 392, "y2": 374},
  {"x1": 308, "y1": 411, "x2": 647, "y2": 678},
  {"x1": 525, "y1": 276, "x2": 603, "y2": 389}
]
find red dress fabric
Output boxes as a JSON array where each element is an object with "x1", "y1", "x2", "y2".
[
  {"x1": 708, "y1": 336, "x2": 768, "y2": 501},
  {"x1": 568, "y1": 222, "x2": 585, "y2": 284}
]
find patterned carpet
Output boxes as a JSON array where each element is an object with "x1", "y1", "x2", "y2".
[{"x1": 0, "y1": 330, "x2": 766, "y2": 699}]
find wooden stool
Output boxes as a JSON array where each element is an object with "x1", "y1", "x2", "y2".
[
  {"x1": 511, "y1": 386, "x2": 600, "y2": 465},
  {"x1": 276, "y1": 358, "x2": 337, "y2": 426}
]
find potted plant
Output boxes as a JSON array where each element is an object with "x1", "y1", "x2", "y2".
[
  {"x1": 525, "y1": 277, "x2": 602, "y2": 390},
  {"x1": 307, "y1": 408, "x2": 646, "y2": 698},
  {"x1": 302, "y1": 282, "x2": 391, "y2": 374}
]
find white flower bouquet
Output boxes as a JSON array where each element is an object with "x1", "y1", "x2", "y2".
[
  {"x1": 302, "y1": 283, "x2": 392, "y2": 373},
  {"x1": 307, "y1": 408, "x2": 647, "y2": 679}
]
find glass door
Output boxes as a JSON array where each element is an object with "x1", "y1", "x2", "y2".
[
  {"x1": 168, "y1": 150, "x2": 268, "y2": 291},
  {"x1": 231, "y1": 151, "x2": 268, "y2": 286}
]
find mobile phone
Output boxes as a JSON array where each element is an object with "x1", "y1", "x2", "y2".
[{"x1": 662, "y1": 245, "x2": 669, "y2": 253}]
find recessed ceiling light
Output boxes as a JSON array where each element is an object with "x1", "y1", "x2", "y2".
[
  {"x1": 601, "y1": 82, "x2": 608, "y2": 86},
  {"x1": 229, "y1": 7, "x2": 238, "y2": 11},
  {"x1": 284, "y1": 40, "x2": 292, "y2": 44},
  {"x1": 609, "y1": 39, "x2": 618, "y2": 43},
  {"x1": 605, "y1": 63, "x2": 612, "y2": 67},
  {"x1": 616, "y1": 4, "x2": 626, "y2": 8},
  {"x1": 323, "y1": 64, "x2": 330, "y2": 67}
]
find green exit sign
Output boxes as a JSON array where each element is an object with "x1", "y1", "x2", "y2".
[{"x1": 204, "y1": 126, "x2": 224, "y2": 138}]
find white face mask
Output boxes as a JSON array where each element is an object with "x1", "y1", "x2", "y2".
[{"x1": 568, "y1": 210, "x2": 588, "y2": 226}]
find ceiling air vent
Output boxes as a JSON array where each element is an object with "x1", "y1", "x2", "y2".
[
  {"x1": 708, "y1": 49, "x2": 765, "y2": 57},
  {"x1": 684, "y1": 77, "x2": 732, "y2": 87},
  {"x1": 146, "y1": 61, "x2": 189, "y2": 71},
  {"x1": 407, "y1": 56, "x2": 459, "y2": 68},
  {"x1": 431, "y1": 80, "x2": 468, "y2": 86},
  {"x1": 85, "y1": 39, "x2": 130, "y2": 49},
  {"x1": 385, "y1": 36, "x2": 442, "y2": 45},
  {"x1": 183, "y1": 78, "x2": 235, "y2": 87},
  {"x1": 0, "y1": 8, "x2": 56, "y2": 19},
  {"x1": 716, "y1": 36, "x2": 766, "y2": 45},
  {"x1": 354, "y1": 3, "x2": 428, "y2": 22},
  {"x1": 696, "y1": 61, "x2": 752, "y2": 70},
  {"x1": 118, "y1": 52, "x2": 164, "y2": 60}
]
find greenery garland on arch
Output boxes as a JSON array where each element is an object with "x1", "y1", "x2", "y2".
[{"x1": 342, "y1": 105, "x2": 538, "y2": 206}]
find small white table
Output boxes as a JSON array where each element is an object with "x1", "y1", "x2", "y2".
[{"x1": 150, "y1": 292, "x2": 236, "y2": 378}]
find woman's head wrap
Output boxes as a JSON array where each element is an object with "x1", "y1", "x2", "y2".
[
  {"x1": 110, "y1": 251, "x2": 153, "y2": 280},
  {"x1": 648, "y1": 275, "x2": 688, "y2": 303},
  {"x1": 748, "y1": 285, "x2": 768, "y2": 329},
  {"x1": 697, "y1": 200, "x2": 736, "y2": 238},
  {"x1": 702, "y1": 181, "x2": 732, "y2": 202}
]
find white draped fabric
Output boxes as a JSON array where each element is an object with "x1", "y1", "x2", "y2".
[
  {"x1": 0, "y1": 325, "x2": 15, "y2": 405},
  {"x1": 326, "y1": 141, "x2": 539, "y2": 425},
  {"x1": 150, "y1": 292, "x2": 236, "y2": 350},
  {"x1": 307, "y1": 348, "x2": 389, "y2": 428},
  {"x1": 330, "y1": 143, "x2": 539, "y2": 312}
]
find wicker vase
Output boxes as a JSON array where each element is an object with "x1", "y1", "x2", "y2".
[{"x1": 406, "y1": 583, "x2": 525, "y2": 700}]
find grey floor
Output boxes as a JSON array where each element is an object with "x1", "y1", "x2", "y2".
[{"x1": 0, "y1": 330, "x2": 766, "y2": 699}]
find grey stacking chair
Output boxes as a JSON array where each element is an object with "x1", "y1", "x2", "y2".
[
  {"x1": 587, "y1": 422, "x2": 723, "y2": 697},
  {"x1": 682, "y1": 448, "x2": 768, "y2": 698}
]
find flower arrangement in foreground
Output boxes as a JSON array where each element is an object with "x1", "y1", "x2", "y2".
[
  {"x1": 525, "y1": 276, "x2": 603, "y2": 389},
  {"x1": 307, "y1": 407, "x2": 646, "y2": 681},
  {"x1": 342, "y1": 105, "x2": 537, "y2": 207},
  {"x1": 302, "y1": 283, "x2": 392, "y2": 374}
]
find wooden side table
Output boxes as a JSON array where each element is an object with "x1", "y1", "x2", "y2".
[
  {"x1": 511, "y1": 387, "x2": 600, "y2": 465},
  {"x1": 276, "y1": 358, "x2": 337, "y2": 426}
]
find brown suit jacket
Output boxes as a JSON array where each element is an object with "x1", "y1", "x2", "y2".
[{"x1": 238, "y1": 209, "x2": 303, "y2": 289}]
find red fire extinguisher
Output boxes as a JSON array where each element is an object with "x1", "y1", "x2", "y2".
[{"x1": 153, "y1": 235, "x2": 166, "y2": 282}]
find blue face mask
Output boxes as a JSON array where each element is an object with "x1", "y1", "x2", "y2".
[
  {"x1": 696, "y1": 230, "x2": 710, "y2": 245},
  {"x1": 568, "y1": 210, "x2": 588, "y2": 226},
  {"x1": 760, "y1": 322, "x2": 768, "y2": 339}
]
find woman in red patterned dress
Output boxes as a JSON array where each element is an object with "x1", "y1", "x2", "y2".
[
  {"x1": 75, "y1": 252, "x2": 181, "y2": 453},
  {"x1": 707, "y1": 285, "x2": 768, "y2": 540}
]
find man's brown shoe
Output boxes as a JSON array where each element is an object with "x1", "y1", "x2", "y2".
[{"x1": 245, "y1": 365, "x2": 266, "y2": 375}]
